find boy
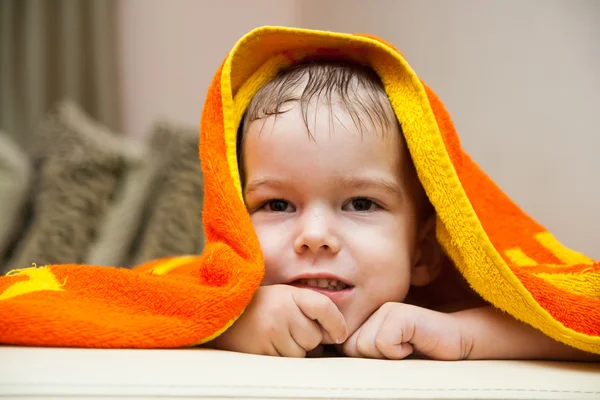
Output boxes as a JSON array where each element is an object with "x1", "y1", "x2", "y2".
[{"x1": 206, "y1": 61, "x2": 598, "y2": 361}]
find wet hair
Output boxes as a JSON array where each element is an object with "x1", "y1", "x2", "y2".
[
  {"x1": 241, "y1": 61, "x2": 398, "y2": 139},
  {"x1": 236, "y1": 60, "x2": 432, "y2": 220}
]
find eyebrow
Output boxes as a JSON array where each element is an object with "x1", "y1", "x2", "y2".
[
  {"x1": 332, "y1": 176, "x2": 405, "y2": 199},
  {"x1": 244, "y1": 176, "x2": 404, "y2": 199},
  {"x1": 242, "y1": 178, "x2": 284, "y2": 196}
]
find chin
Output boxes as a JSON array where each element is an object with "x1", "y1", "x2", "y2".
[{"x1": 341, "y1": 309, "x2": 372, "y2": 338}]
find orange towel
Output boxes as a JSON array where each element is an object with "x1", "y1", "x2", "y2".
[{"x1": 1, "y1": 26, "x2": 598, "y2": 354}]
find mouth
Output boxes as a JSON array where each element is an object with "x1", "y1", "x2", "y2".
[
  {"x1": 287, "y1": 274, "x2": 354, "y2": 307},
  {"x1": 292, "y1": 278, "x2": 350, "y2": 291}
]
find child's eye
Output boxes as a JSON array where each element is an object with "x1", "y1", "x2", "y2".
[
  {"x1": 262, "y1": 199, "x2": 294, "y2": 213},
  {"x1": 344, "y1": 197, "x2": 379, "y2": 212}
]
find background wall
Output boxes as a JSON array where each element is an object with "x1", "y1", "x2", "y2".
[
  {"x1": 117, "y1": 0, "x2": 599, "y2": 258},
  {"x1": 117, "y1": 0, "x2": 300, "y2": 137}
]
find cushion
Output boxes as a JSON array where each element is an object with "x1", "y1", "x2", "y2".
[
  {"x1": 128, "y1": 121, "x2": 205, "y2": 266},
  {"x1": 3, "y1": 100, "x2": 135, "y2": 271},
  {"x1": 0, "y1": 133, "x2": 31, "y2": 271},
  {"x1": 84, "y1": 140, "x2": 158, "y2": 267}
]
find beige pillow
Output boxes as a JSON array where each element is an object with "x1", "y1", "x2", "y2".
[
  {"x1": 0, "y1": 132, "x2": 32, "y2": 272},
  {"x1": 85, "y1": 144, "x2": 160, "y2": 267},
  {"x1": 128, "y1": 121, "x2": 205, "y2": 267},
  {"x1": 4, "y1": 100, "x2": 138, "y2": 270}
]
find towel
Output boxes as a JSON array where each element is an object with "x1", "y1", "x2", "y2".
[{"x1": 0, "y1": 26, "x2": 598, "y2": 354}]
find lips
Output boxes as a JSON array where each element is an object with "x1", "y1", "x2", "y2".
[
  {"x1": 288, "y1": 274, "x2": 354, "y2": 306},
  {"x1": 293, "y1": 278, "x2": 349, "y2": 291},
  {"x1": 288, "y1": 273, "x2": 353, "y2": 291}
]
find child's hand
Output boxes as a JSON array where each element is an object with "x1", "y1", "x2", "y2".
[
  {"x1": 207, "y1": 284, "x2": 348, "y2": 357},
  {"x1": 341, "y1": 302, "x2": 467, "y2": 360}
]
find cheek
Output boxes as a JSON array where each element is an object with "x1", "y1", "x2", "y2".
[
  {"x1": 349, "y1": 219, "x2": 414, "y2": 270},
  {"x1": 347, "y1": 219, "x2": 414, "y2": 300},
  {"x1": 251, "y1": 218, "x2": 289, "y2": 285},
  {"x1": 362, "y1": 257, "x2": 411, "y2": 302}
]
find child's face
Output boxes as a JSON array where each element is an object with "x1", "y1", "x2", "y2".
[{"x1": 242, "y1": 102, "x2": 425, "y2": 338}]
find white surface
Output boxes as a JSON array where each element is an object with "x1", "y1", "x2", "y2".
[{"x1": 0, "y1": 346, "x2": 599, "y2": 399}]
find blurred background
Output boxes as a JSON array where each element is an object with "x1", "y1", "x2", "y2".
[{"x1": 0, "y1": 0, "x2": 598, "y2": 273}]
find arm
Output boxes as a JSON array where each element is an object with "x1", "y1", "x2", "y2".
[
  {"x1": 341, "y1": 302, "x2": 599, "y2": 361},
  {"x1": 453, "y1": 306, "x2": 600, "y2": 362}
]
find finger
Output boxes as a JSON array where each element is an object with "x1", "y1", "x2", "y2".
[
  {"x1": 341, "y1": 316, "x2": 382, "y2": 358},
  {"x1": 292, "y1": 289, "x2": 348, "y2": 344},
  {"x1": 271, "y1": 321, "x2": 309, "y2": 358},
  {"x1": 288, "y1": 304, "x2": 324, "y2": 352},
  {"x1": 378, "y1": 342, "x2": 414, "y2": 360},
  {"x1": 354, "y1": 312, "x2": 387, "y2": 359},
  {"x1": 341, "y1": 327, "x2": 361, "y2": 357},
  {"x1": 374, "y1": 308, "x2": 415, "y2": 360}
]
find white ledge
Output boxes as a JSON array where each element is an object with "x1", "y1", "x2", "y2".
[{"x1": 1, "y1": 346, "x2": 599, "y2": 399}]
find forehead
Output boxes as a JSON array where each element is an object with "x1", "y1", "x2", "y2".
[{"x1": 243, "y1": 103, "x2": 403, "y2": 179}]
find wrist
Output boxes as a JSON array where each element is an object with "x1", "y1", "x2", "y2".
[
  {"x1": 446, "y1": 311, "x2": 475, "y2": 360},
  {"x1": 451, "y1": 306, "x2": 600, "y2": 361},
  {"x1": 451, "y1": 306, "x2": 520, "y2": 360}
]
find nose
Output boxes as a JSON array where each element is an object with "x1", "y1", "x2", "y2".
[{"x1": 293, "y1": 207, "x2": 341, "y2": 255}]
